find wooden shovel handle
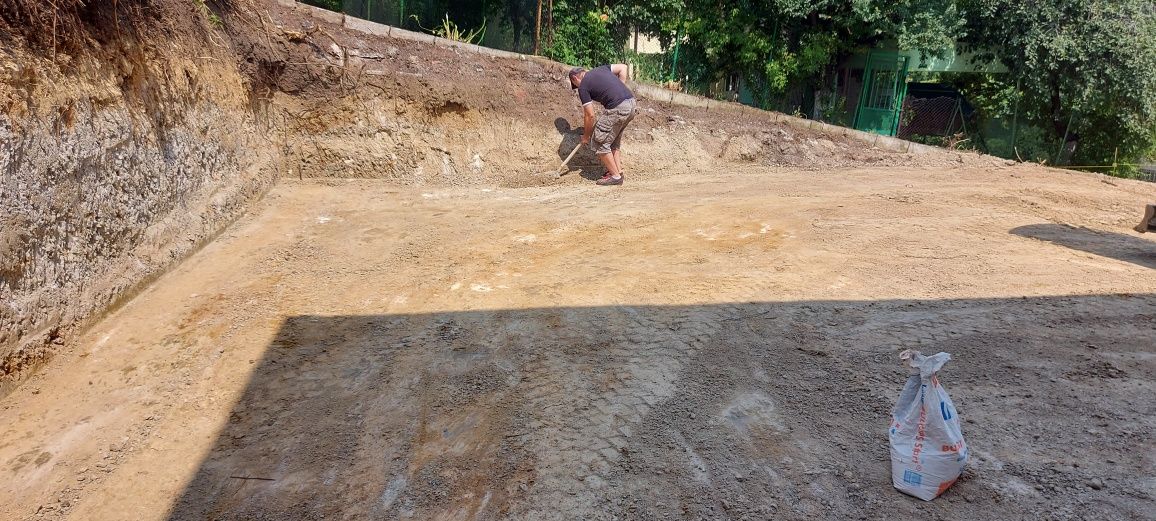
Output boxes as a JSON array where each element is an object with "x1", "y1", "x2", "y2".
[{"x1": 558, "y1": 142, "x2": 582, "y2": 172}]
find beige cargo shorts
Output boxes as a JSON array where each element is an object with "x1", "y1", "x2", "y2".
[{"x1": 591, "y1": 98, "x2": 638, "y2": 155}]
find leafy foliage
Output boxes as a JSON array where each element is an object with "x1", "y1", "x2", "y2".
[
  {"x1": 542, "y1": 1, "x2": 621, "y2": 68},
  {"x1": 301, "y1": 0, "x2": 343, "y2": 12},
  {"x1": 961, "y1": 0, "x2": 1156, "y2": 167},
  {"x1": 631, "y1": 0, "x2": 968, "y2": 106},
  {"x1": 411, "y1": 13, "x2": 486, "y2": 44},
  {"x1": 330, "y1": 0, "x2": 1155, "y2": 169},
  {"x1": 195, "y1": 0, "x2": 223, "y2": 28}
]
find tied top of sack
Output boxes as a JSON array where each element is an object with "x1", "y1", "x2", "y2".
[{"x1": 899, "y1": 349, "x2": 951, "y2": 380}]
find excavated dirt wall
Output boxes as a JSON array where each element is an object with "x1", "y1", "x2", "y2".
[
  {"x1": 0, "y1": 1, "x2": 282, "y2": 392},
  {"x1": 267, "y1": 3, "x2": 984, "y2": 186}
]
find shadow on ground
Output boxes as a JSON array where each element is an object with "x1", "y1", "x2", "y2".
[
  {"x1": 1011, "y1": 223, "x2": 1156, "y2": 270},
  {"x1": 554, "y1": 116, "x2": 639, "y2": 181},
  {"x1": 167, "y1": 295, "x2": 1156, "y2": 520},
  {"x1": 553, "y1": 117, "x2": 603, "y2": 180}
]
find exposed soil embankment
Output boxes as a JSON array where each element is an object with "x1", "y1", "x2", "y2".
[
  {"x1": 0, "y1": 0, "x2": 286, "y2": 391},
  {"x1": 264, "y1": 3, "x2": 990, "y2": 187}
]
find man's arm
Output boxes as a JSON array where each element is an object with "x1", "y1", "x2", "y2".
[
  {"x1": 610, "y1": 63, "x2": 630, "y2": 83},
  {"x1": 581, "y1": 103, "x2": 596, "y2": 144}
]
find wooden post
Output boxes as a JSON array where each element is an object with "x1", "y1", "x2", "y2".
[
  {"x1": 534, "y1": 0, "x2": 543, "y2": 55},
  {"x1": 1010, "y1": 78, "x2": 1021, "y2": 151},
  {"x1": 1055, "y1": 110, "x2": 1075, "y2": 165}
]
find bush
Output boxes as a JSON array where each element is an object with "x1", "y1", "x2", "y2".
[{"x1": 543, "y1": 2, "x2": 621, "y2": 68}]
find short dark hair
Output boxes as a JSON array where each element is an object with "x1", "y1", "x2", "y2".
[{"x1": 568, "y1": 67, "x2": 584, "y2": 89}]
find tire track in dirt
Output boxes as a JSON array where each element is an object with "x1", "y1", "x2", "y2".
[{"x1": 507, "y1": 279, "x2": 780, "y2": 519}]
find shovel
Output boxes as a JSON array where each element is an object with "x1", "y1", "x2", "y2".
[{"x1": 545, "y1": 142, "x2": 583, "y2": 177}]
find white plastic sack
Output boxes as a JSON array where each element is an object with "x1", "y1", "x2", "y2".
[{"x1": 888, "y1": 349, "x2": 968, "y2": 500}]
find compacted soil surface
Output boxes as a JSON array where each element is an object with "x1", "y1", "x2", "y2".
[{"x1": 2, "y1": 162, "x2": 1154, "y2": 520}]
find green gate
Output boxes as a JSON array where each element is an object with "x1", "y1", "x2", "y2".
[{"x1": 853, "y1": 50, "x2": 910, "y2": 136}]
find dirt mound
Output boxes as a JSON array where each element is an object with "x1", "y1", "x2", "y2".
[{"x1": 259, "y1": 3, "x2": 998, "y2": 188}]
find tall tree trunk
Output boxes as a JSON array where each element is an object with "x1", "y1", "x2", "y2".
[
  {"x1": 546, "y1": 0, "x2": 553, "y2": 47},
  {"x1": 1049, "y1": 74, "x2": 1065, "y2": 137},
  {"x1": 534, "y1": 0, "x2": 542, "y2": 54}
]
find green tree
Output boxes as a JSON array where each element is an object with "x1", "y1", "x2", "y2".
[
  {"x1": 301, "y1": 0, "x2": 343, "y2": 12},
  {"x1": 962, "y1": 0, "x2": 1156, "y2": 168},
  {"x1": 542, "y1": 0, "x2": 622, "y2": 67},
  {"x1": 650, "y1": 0, "x2": 965, "y2": 106}
]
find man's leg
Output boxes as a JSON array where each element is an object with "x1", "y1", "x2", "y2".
[
  {"x1": 607, "y1": 101, "x2": 636, "y2": 177},
  {"x1": 1137, "y1": 204, "x2": 1156, "y2": 233},
  {"x1": 598, "y1": 152, "x2": 619, "y2": 176},
  {"x1": 592, "y1": 111, "x2": 623, "y2": 185},
  {"x1": 595, "y1": 151, "x2": 622, "y2": 185}
]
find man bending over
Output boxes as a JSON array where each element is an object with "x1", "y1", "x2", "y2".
[{"x1": 568, "y1": 64, "x2": 639, "y2": 186}]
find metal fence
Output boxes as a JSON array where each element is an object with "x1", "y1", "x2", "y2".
[
  {"x1": 897, "y1": 96, "x2": 965, "y2": 140},
  {"x1": 340, "y1": 0, "x2": 538, "y2": 53}
]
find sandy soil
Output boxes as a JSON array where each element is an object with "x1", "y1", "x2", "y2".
[{"x1": 2, "y1": 161, "x2": 1154, "y2": 520}]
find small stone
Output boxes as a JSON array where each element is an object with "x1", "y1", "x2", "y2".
[
  {"x1": 583, "y1": 475, "x2": 607, "y2": 489},
  {"x1": 688, "y1": 413, "x2": 695, "y2": 420},
  {"x1": 734, "y1": 472, "x2": 745, "y2": 482},
  {"x1": 1088, "y1": 478, "x2": 1104, "y2": 490}
]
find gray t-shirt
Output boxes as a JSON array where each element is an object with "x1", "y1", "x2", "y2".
[{"x1": 578, "y1": 65, "x2": 634, "y2": 109}]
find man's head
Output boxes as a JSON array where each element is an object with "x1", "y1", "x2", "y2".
[{"x1": 568, "y1": 67, "x2": 586, "y2": 90}]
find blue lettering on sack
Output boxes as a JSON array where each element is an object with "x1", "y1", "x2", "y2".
[
  {"x1": 903, "y1": 470, "x2": 923, "y2": 485},
  {"x1": 940, "y1": 401, "x2": 953, "y2": 421}
]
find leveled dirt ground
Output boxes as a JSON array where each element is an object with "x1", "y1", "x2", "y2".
[{"x1": 2, "y1": 160, "x2": 1155, "y2": 520}]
